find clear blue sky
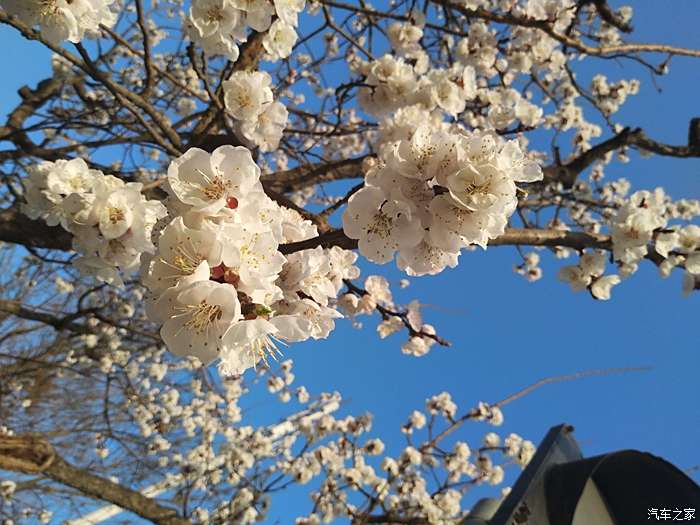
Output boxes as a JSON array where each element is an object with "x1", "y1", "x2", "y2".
[{"x1": 1, "y1": 0, "x2": 699, "y2": 522}]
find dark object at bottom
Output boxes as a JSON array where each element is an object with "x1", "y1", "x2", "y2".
[
  {"x1": 546, "y1": 449, "x2": 700, "y2": 525},
  {"x1": 477, "y1": 424, "x2": 700, "y2": 525}
]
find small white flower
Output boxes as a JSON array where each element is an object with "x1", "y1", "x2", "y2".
[
  {"x1": 263, "y1": 20, "x2": 298, "y2": 60},
  {"x1": 167, "y1": 146, "x2": 260, "y2": 214},
  {"x1": 156, "y1": 281, "x2": 242, "y2": 364},
  {"x1": 342, "y1": 186, "x2": 422, "y2": 264},
  {"x1": 591, "y1": 275, "x2": 621, "y2": 300},
  {"x1": 223, "y1": 71, "x2": 274, "y2": 122}
]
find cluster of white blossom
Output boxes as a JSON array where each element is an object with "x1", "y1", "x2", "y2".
[
  {"x1": 7, "y1": 0, "x2": 700, "y2": 522},
  {"x1": 655, "y1": 224, "x2": 700, "y2": 294},
  {"x1": 21, "y1": 158, "x2": 167, "y2": 286},
  {"x1": 353, "y1": 23, "x2": 544, "y2": 130},
  {"x1": 185, "y1": 0, "x2": 303, "y2": 62},
  {"x1": 2, "y1": 335, "x2": 529, "y2": 525},
  {"x1": 514, "y1": 252, "x2": 543, "y2": 282},
  {"x1": 223, "y1": 70, "x2": 288, "y2": 151},
  {"x1": 290, "y1": 391, "x2": 531, "y2": 524},
  {"x1": 142, "y1": 145, "x2": 358, "y2": 375},
  {"x1": 0, "y1": 0, "x2": 116, "y2": 44},
  {"x1": 355, "y1": 53, "x2": 478, "y2": 119},
  {"x1": 558, "y1": 251, "x2": 621, "y2": 301},
  {"x1": 607, "y1": 188, "x2": 700, "y2": 295},
  {"x1": 611, "y1": 189, "x2": 669, "y2": 266},
  {"x1": 337, "y1": 274, "x2": 441, "y2": 356},
  {"x1": 343, "y1": 117, "x2": 543, "y2": 275},
  {"x1": 590, "y1": 74, "x2": 640, "y2": 116}
]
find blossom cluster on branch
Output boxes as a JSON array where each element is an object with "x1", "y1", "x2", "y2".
[
  {"x1": 143, "y1": 145, "x2": 360, "y2": 375},
  {"x1": 2, "y1": 0, "x2": 700, "y2": 521},
  {"x1": 186, "y1": 0, "x2": 303, "y2": 61},
  {"x1": 223, "y1": 71, "x2": 288, "y2": 151},
  {"x1": 343, "y1": 120, "x2": 543, "y2": 274},
  {"x1": 21, "y1": 158, "x2": 167, "y2": 286},
  {"x1": 0, "y1": 0, "x2": 116, "y2": 44}
]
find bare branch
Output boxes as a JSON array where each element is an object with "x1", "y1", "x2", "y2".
[
  {"x1": 544, "y1": 122, "x2": 700, "y2": 186},
  {"x1": 280, "y1": 227, "x2": 612, "y2": 254},
  {"x1": 438, "y1": 1, "x2": 700, "y2": 59},
  {"x1": 0, "y1": 206, "x2": 72, "y2": 251},
  {"x1": 0, "y1": 434, "x2": 191, "y2": 525},
  {"x1": 261, "y1": 156, "x2": 367, "y2": 193},
  {"x1": 0, "y1": 299, "x2": 94, "y2": 335},
  {"x1": 588, "y1": 0, "x2": 633, "y2": 33}
]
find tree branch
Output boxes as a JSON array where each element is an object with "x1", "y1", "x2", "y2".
[
  {"x1": 0, "y1": 206, "x2": 72, "y2": 251},
  {"x1": 280, "y1": 227, "x2": 612, "y2": 254},
  {"x1": 544, "y1": 122, "x2": 700, "y2": 186},
  {"x1": 588, "y1": 0, "x2": 633, "y2": 33},
  {"x1": 0, "y1": 299, "x2": 94, "y2": 335},
  {"x1": 438, "y1": 2, "x2": 700, "y2": 59},
  {"x1": 261, "y1": 156, "x2": 367, "y2": 193},
  {"x1": 0, "y1": 434, "x2": 191, "y2": 525}
]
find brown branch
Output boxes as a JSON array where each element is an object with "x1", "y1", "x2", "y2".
[
  {"x1": 187, "y1": 30, "x2": 267, "y2": 148},
  {"x1": 343, "y1": 279, "x2": 451, "y2": 347},
  {"x1": 0, "y1": 78, "x2": 63, "y2": 139},
  {"x1": 0, "y1": 434, "x2": 191, "y2": 525},
  {"x1": 0, "y1": 12, "x2": 183, "y2": 155},
  {"x1": 280, "y1": 228, "x2": 358, "y2": 254},
  {"x1": 0, "y1": 299, "x2": 94, "y2": 335},
  {"x1": 544, "y1": 122, "x2": 700, "y2": 186},
  {"x1": 438, "y1": 2, "x2": 700, "y2": 59},
  {"x1": 0, "y1": 77, "x2": 72, "y2": 161},
  {"x1": 0, "y1": 435, "x2": 55, "y2": 474},
  {"x1": 493, "y1": 366, "x2": 651, "y2": 408},
  {"x1": 362, "y1": 516, "x2": 429, "y2": 524},
  {"x1": 553, "y1": 126, "x2": 640, "y2": 185},
  {"x1": 280, "y1": 227, "x2": 612, "y2": 254},
  {"x1": 629, "y1": 129, "x2": 700, "y2": 158},
  {"x1": 134, "y1": 0, "x2": 155, "y2": 95},
  {"x1": 0, "y1": 207, "x2": 72, "y2": 251},
  {"x1": 318, "y1": 182, "x2": 364, "y2": 221},
  {"x1": 588, "y1": 0, "x2": 633, "y2": 33},
  {"x1": 261, "y1": 156, "x2": 367, "y2": 193},
  {"x1": 73, "y1": 42, "x2": 183, "y2": 156}
]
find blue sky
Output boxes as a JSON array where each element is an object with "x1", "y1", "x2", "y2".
[{"x1": 1, "y1": 0, "x2": 699, "y2": 522}]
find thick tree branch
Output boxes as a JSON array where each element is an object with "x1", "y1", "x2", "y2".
[
  {"x1": 261, "y1": 156, "x2": 367, "y2": 193},
  {"x1": 0, "y1": 434, "x2": 191, "y2": 525},
  {"x1": 544, "y1": 122, "x2": 700, "y2": 186},
  {"x1": 438, "y1": 2, "x2": 700, "y2": 59},
  {"x1": 0, "y1": 207, "x2": 72, "y2": 251},
  {"x1": 587, "y1": 0, "x2": 633, "y2": 33},
  {"x1": 0, "y1": 299, "x2": 94, "y2": 335},
  {"x1": 280, "y1": 227, "x2": 612, "y2": 254},
  {"x1": 0, "y1": 77, "x2": 77, "y2": 161}
]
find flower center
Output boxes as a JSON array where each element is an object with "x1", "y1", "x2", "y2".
[
  {"x1": 367, "y1": 211, "x2": 394, "y2": 239},
  {"x1": 108, "y1": 207, "x2": 125, "y2": 224},
  {"x1": 69, "y1": 176, "x2": 84, "y2": 191},
  {"x1": 249, "y1": 333, "x2": 285, "y2": 368},
  {"x1": 412, "y1": 144, "x2": 438, "y2": 172},
  {"x1": 453, "y1": 206, "x2": 471, "y2": 227},
  {"x1": 461, "y1": 179, "x2": 491, "y2": 197},
  {"x1": 180, "y1": 300, "x2": 223, "y2": 335},
  {"x1": 207, "y1": 7, "x2": 224, "y2": 22},
  {"x1": 203, "y1": 175, "x2": 229, "y2": 200},
  {"x1": 174, "y1": 246, "x2": 204, "y2": 274},
  {"x1": 39, "y1": 0, "x2": 59, "y2": 16},
  {"x1": 236, "y1": 92, "x2": 252, "y2": 109},
  {"x1": 191, "y1": 168, "x2": 232, "y2": 202}
]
